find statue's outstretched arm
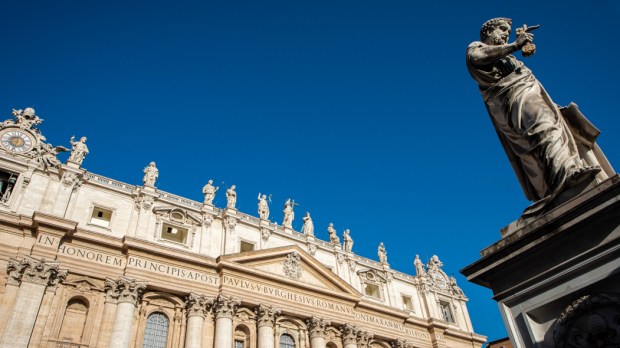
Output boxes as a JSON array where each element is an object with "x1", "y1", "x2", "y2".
[{"x1": 468, "y1": 32, "x2": 533, "y2": 66}]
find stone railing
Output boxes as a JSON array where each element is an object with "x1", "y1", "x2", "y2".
[
  {"x1": 158, "y1": 191, "x2": 203, "y2": 210},
  {"x1": 83, "y1": 173, "x2": 134, "y2": 192}
]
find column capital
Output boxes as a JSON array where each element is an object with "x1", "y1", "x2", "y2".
[
  {"x1": 255, "y1": 304, "x2": 280, "y2": 328},
  {"x1": 213, "y1": 295, "x2": 240, "y2": 320},
  {"x1": 6, "y1": 256, "x2": 67, "y2": 286},
  {"x1": 186, "y1": 293, "x2": 213, "y2": 318},
  {"x1": 340, "y1": 324, "x2": 359, "y2": 345},
  {"x1": 306, "y1": 316, "x2": 330, "y2": 339},
  {"x1": 356, "y1": 330, "x2": 373, "y2": 347},
  {"x1": 104, "y1": 276, "x2": 147, "y2": 305}
]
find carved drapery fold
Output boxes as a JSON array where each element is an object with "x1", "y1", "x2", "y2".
[
  {"x1": 186, "y1": 293, "x2": 213, "y2": 318},
  {"x1": 213, "y1": 295, "x2": 240, "y2": 320},
  {"x1": 255, "y1": 304, "x2": 280, "y2": 328},
  {"x1": 6, "y1": 256, "x2": 67, "y2": 286},
  {"x1": 307, "y1": 316, "x2": 330, "y2": 339},
  {"x1": 104, "y1": 276, "x2": 147, "y2": 305}
]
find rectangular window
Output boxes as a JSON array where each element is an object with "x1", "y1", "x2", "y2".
[
  {"x1": 364, "y1": 283, "x2": 381, "y2": 299},
  {"x1": 90, "y1": 207, "x2": 112, "y2": 228},
  {"x1": 240, "y1": 241, "x2": 254, "y2": 253},
  {"x1": 402, "y1": 295, "x2": 414, "y2": 311},
  {"x1": 161, "y1": 223, "x2": 188, "y2": 244},
  {"x1": 440, "y1": 301, "x2": 454, "y2": 323},
  {"x1": 234, "y1": 340, "x2": 244, "y2": 348},
  {"x1": 0, "y1": 170, "x2": 18, "y2": 204}
]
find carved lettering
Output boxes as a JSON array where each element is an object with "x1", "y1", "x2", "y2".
[
  {"x1": 127, "y1": 257, "x2": 219, "y2": 285},
  {"x1": 37, "y1": 234, "x2": 59, "y2": 247},
  {"x1": 58, "y1": 245, "x2": 125, "y2": 268}
]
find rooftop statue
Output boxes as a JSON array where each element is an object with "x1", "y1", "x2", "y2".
[
  {"x1": 301, "y1": 212, "x2": 314, "y2": 236},
  {"x1": 257, "y1": 193, "x2": 269, "y2": 220},
  {"x1": 226, "y1": 185, "x2": 237, "y2": 209},
  {"x1": 327, "y1": 223, "x2": 340, "y2": 245},
  {"x1": 142, "y1": 162, "x2": 158, "y2": 187},
  {"x1": 282, "y1": 198, "x2": 296, "y2": 228},
  {"x1": 466, "y1": 18, "x2": 614, "y2": 215},
  {"x1": 414, "y1": 254, "x2": 426, "y2": 277},
  {"x1": 202, "y1": 180, "x2": 219, "y2": 205},
  {"x1": 68, "y1": 136, "x2": 89, "y2": 166},
  {"x1": 378, "y1": 242, "x2": 388, "y2": 264},
  {"x1": 343, "y1": 229, "x2": 353, "y2": 252}
]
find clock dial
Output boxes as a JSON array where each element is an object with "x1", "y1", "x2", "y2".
[
  {"x1": 432, "y1": 272, "x2": 446, "y2": 289},
  {"x1": 0, "y1": 130, "x2": 34, "y2": 153}
]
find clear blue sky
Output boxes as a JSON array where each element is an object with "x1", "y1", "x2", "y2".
[{"x1": 2, "y1": 0, "x2": 619, "y2": 342}]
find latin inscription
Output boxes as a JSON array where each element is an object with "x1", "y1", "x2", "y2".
[
  {"x1": 355, "y1": 312, "x2": 430, "y2": 340},
  {"x1": 127, "y1": 257, "x2": 219, "y2": 285},
  {"x1": 37, "y1": 234, "x2": 60, "y2": 247},
  {"x1": 58, "y1": 244, "x2": 125, "y2": 267}
]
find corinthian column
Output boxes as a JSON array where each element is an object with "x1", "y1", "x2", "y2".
[
  {"x1": 213, "y1": 295, "x2": 240, "y2": 348},
  {"x1": 391, "y1": 339, "x2": 413, "y2": 348},
  {"x1": 341, "y1": 324, "x2": 359, "y2": 348},
  {"x1": 307, "y1": 316, "x2": 330, "y2": 348},
  {"x1": 0, "y1": 256, "x2": 67, "y2": 348},
  {"x1": 184, "y1": 293, "x2": 213, "y2": 348},
  {"x1": 356, "y1": 331, "x2": 373, "y2": 348},
  {"x1": 256, "y1": 304, "x2": 280, "y2": 348},
  {"x1": 107, "y1": 277, "x2": 147, "y2": 348}
]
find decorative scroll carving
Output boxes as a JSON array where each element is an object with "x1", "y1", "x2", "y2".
[
  {"x1": 391, "y1": 339, "x2": 414, "y2": 348},
  {"x1": 261, "y1": 226, "x2": 271, "y2": 241},
  {"x1": 225, "y1": 215, "x2": 237, "y2": 234},
  {"x1": 307, "y1": 243, "x2": 317, "y2": 255},
  {"x1": 553, "y1": 292, "x2": 620, "y2": 348},
  {"x1": 283, "y1": 252, "x2": 302, "y2": 279},
  {"x1": 357, "y1": 331, "x2": 373, "y2": 347},
  {"x1": 213, "y1": 295, "x2": 240, "y2": 320},
  {"x1": 7, "y1": 256, "x2": 67, "y2": 287},
  {"x1": 186, "y1": 293, "x2": 213, "y2": 318},
  {"x1": 104, "y1": 276, "x2": 147, "y2": 305},
  {"x1": 255, "y1": 304, "x2": 280, "y2": 328},
  {"x1": 341, "y1": 324, "x2": 359, "y2": 345},
  {"x1": 307, "y1": 316, "x2": 330, "y2": 339}
]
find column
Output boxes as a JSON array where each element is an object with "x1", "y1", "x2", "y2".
[
  {"x1": 0, "y1": 256, "x2": 67, "y2": 348},
  {"x1": 107, "y1": 277, "x2": 147, "y2": 348},
  {"x1": 307, "y1": 316, "x2": 330, "y2": 348},
  {"x1": 256, "y1": 304, "x2": 280, "y2": 348},
  {"x1": 213, "y1": 295, "x2": 240, "y2": 348},
  {"x1": 341, "y1": 324, "x2": 359, "y2": 348},
  {"x1": 184, "y1": 293, "x2": 212, "y2": 348},
  {"x1": 95, "y1": 283, "x2": 119, "y2": 348},
  {"x1": 356, "y1": 331, "x2": 373, "y2": 348}
]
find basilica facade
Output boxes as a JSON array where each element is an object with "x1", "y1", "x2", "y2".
[{"x1": 0, "y1": 108, "x2": 485, "y2": 348}]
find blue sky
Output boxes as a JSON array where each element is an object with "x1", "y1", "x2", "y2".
[{"x1": 2, "y1": 0, "x2": 619, "y2": 342}]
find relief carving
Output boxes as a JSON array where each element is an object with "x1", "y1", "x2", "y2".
[
  {"x1": 213, "y1": 295, "x2": 240, "y2": 319},
  {"x1": 7, "y1": 256, "x2": 67, "y2": 287},
  {"x1": 341, "y1": 324, "x2": 359, "y2": 345},
  {"x1": 186, "y1": 293, "x2": 213, "y2": 318},
  {"x1": 307, "y1": 316, "x2": 330, "y2": 339},
  {"x1": 104, "y1": 276, "x2": 147, "y2": 305},
  {"x1": 255, "y1": 304, "x2": 280, "y2": 328},
  {"x1": 283, "y1": 252, "x2": 302, "y2": 279}
]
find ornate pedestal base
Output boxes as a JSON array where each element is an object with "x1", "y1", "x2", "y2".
[{"x1": 462, "y1": 175, "x2": 620, "y2": 348}]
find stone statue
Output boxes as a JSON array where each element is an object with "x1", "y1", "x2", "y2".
[
  {"x1": 142, "y1": 162, "x2": 158, "y2": 187},
  {"x1": 68, "y1": 136, "x2": 89, "y2": 165},
  {"x1": 327, "y1": 223, "x2": 340, "y2": 245},
  {"x1": 226, "y1": 185, "x2": 237, "y2": 209},
  {"x1": 414, "y1": 255, "x2": 426, "y2": 276},
  {"x1": 449, "y1": 276, "x2": 465, "y2": 296},
  {"x1": 282, "y1": 199, "x2": 294, "y2": 228},
  {"x1": 426, "y1": 255, "x2": 443, "y2": 272},
  {"x1": 466, "y1": 18, "x2": 614, "y2": 214},
  {"x1": 378, "y1": 242, "x2": 387, "y2": 263},
  {"x1": 257, "y1": 193, "x2": 269, "y2": 220},
  {"x1": 343, "y1": 229, "x2": 353, "y2": 252},
  {"x1": 202, "y1": 180, "x2": 219, "y2": 205},
  {"x1": 301, "y1": 212, "x2": 314, "y2": 236}
]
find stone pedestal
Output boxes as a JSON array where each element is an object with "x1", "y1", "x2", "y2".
[{"x1": 461, "y1": 176, "x2": 620, "y2": 348}]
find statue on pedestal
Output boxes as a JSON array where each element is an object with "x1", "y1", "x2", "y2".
[
  {"x1": 258, "y1": 193, "x2": 269, "y2": 220},
  {"x1": 226, "y1": 185, "x2": 237, "y2": 209},
  {"x1": 282, "y1": 199, "x2": 295, "y2": 228},
  {"x1": 68, "y1": 136, "x2": 88, "y2": 165},
  {"x1": 466, "y1": 18, "x2": 614, "y2": 215},
  {"x1": 378, "y1": 242, "x2": 387, "y2": 263},
  {"x1": 142, "y1": 162, "x2": 158, "y2": 187},
  {"x1": 327, "y1": 223, "x2": 340, "y2": 245},
  {"x1": 343, "y1": 229, "x2": 353, "y2": 252},
  {"x1": 414, "y1": 255, "x2": 426, "y2": 277},
  {"x1": 301, "y1": 212, "x2": 314, "y2": 236},
  {"x1": 202, "y1": 180, "x2": 219, "y2": 205}
]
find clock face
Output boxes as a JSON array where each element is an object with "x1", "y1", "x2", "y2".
[
  {"x1": 0, "y1": 130, "x2": 34, "y2": 153},
  {"x1": 432, "y1": 272, "x2": 446, "y2": 289}
]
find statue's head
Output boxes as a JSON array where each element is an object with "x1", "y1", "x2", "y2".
[
  {"x1": 80, "y1": 136, "x2": 87, "y2": 142},
  {"x1": 149, "y1": 161, "x2": 156, "y2": 167},
  {"x1": 480, "y1": 17, "x2": 512, "y2": 45},
  {"x1": 208, "y1": 179, "x2": 213, "y2": 184}
]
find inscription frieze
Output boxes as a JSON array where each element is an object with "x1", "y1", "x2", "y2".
[{"x1": 127, "y1": 256, "x2": 219, "y2": 285}]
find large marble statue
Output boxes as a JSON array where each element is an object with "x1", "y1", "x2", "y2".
[
  {"x1": 257, "y1": 193, "x2": 269, "y2": 220},
  {"x1": 327, "y1": 223, "x2": 340, "y2": 245},
  {"x1": 282, "y1": 199, "x2": 294, "y2": 228},
  {"x1": 343, "y1": 229, "x2": 353, "y2": 252},
  {"x1": 466, "y1": 18, "x2": 614, "y2": 214},
  {"x1": 414, "y1": 255, "x2": 426, "y2": 276},
  {"x1": 301, "y1": 212, "x2": 314, "y2": 236},
  {"x1": 226, "y1": 185, "x2": 237, "y2": 209},
  {"x1": 202, "y1": 180, "x2": 219, "y2": 205},
  {"x1": 142, "y1": 162, "x2": 158, "y2": 187},
  {"x1": 68, "y1": 136, "x2": 89, "y2": 165},
  {"x1": 378, "y1": 242, "x2": 387, "y2": 263}
]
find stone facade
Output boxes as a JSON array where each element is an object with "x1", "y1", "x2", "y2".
[{"x1": 0, "y1": 108, "x2": 485, "y2": 347}]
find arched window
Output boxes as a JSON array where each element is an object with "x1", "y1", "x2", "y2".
[
  {"x1": 142, "y1": 312, "x2": 169, "y2": 348},
  {"x1": 279, "y1": 333, "x2": 295, "y2": 348},
  {"x1": 58, "y1": 298, "x2": 89, "y2": 343}
]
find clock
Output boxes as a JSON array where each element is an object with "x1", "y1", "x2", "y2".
[
  {"x1": 0, "y1": 129, "x2": 35, "y2": 153},
  {"x1": 431, "y1": 272, "x2": 447, "y2": 289}
]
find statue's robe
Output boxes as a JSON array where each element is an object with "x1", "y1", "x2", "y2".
[{"x1": 466, "y1": 41, "x2": 613, "y2": 208}]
